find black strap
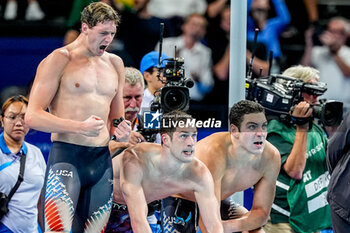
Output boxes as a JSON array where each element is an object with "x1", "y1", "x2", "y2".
[{"x1": 7, "y1": 154, "x2": 26, "y2": 200}]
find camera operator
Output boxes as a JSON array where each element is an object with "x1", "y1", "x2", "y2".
[
  {"x1": 139, "y1": 51, "x2": 170, "y2": 114},
  {"x1": 263, "y1": 65, "x2": 332, "y2": 233}
]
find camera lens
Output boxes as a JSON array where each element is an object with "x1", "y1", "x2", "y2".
[
  {"x1": 161, "y1": 86, "x2": 190, "y2": 113},
  {"x1": 312, "y1": 101, "x2": 343, "y2": 126},
  {"x1": 165, "y1": 90, "x2": 185, "y2": 107}
]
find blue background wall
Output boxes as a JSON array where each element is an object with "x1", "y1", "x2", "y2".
[{"x1": 0, "y1": 37, "x2": 63, "y2": 89}]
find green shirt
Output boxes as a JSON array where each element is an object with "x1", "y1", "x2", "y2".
[{"x1": 267, "y1": 119, "x2": 331, "y2": 233}]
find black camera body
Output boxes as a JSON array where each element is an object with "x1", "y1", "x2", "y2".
[
  {"x1": 246, "y1": 74, "x2": 343, "y2": 126},
  {"x1": 151, "y1": 57, "x2": 193, "y2": 113}
]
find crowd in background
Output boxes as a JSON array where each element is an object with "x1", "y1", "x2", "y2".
[
  {"x1": 1, "y1": 0, "x2": 350, "y2": 122},
  {"x1": 1, "y1": 1, "x2": 350, "y2": 232}
]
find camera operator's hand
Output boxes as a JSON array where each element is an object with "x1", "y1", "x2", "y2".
[
  {"x1": 113, "y1": 119, "x2": 131, "y2": 142},
  {"x1": 129, "y1": 131, "x2": 146, "y2": 145},
  {"x1": 291, "y1": 101, "x2": 313, "y2": 129}
]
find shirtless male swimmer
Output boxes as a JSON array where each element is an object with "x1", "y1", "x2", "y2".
[
  {"x1": 167, "y1": 100, "x2": 280, "y2": 233},
  {"x1": 25, "y1": 2, "x2": 131, "y2": 232},
  {"x1": 111, "y1": 111, "x2": 223, "y2": 233}
]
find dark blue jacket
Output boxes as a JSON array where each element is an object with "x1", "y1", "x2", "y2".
[{"x1": 327, "y1": 113, "x2": 350, "y2": 222}]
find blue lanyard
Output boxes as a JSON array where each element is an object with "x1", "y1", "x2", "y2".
[{"x1": 0, "y1": 158, "x2": 16, "y2": 172}]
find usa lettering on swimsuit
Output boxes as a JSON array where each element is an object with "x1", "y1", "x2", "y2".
[
  {"x1": 162, "y1": 118, "x2": 222, "y2": 128},
  {"x1": 56, "y1": 169, "x2": 73, "y2": 178}
]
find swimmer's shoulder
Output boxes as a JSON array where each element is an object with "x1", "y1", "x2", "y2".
[
  {"x1": 104, "y1": 51, "x2": 125, "y2": 71},
  {"x1": 123, "y1": 143, "x2": 161, "y2": 162},
  {"x1": 40, "y1": 46, "x2": 72, "y2": 67},
  {"x1": 197, "y1": 132, "x2": 231, "y2": 153},
  {"x1": 262, "y1": 140, "x2": 281, "y2": 164}
]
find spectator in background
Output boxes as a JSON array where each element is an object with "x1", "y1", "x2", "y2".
[
  {"x1": 147, "y1": 0, "x2": 207, "y2": 20},
  {"x1": 116, "y1": 0, "x2": 177, "y2": 67},
  {"x1": 247, "y1": 0, "x2": 290, "y2": 71},
  {"x1": 139, "y1": 51, "x2": 169, "y2": 114},
  {"x1": 204, "y1": 3, "x2": 230, "y2": 107},
  {"x1": 264, "y1": 65, "x2": 332, "y2": 233},
  {"x1": 0, "y1": 95, "x2": 46, "y2": 232},
  {"x1": 302, "y1": 17, "x2": 350, "y2": 112},
  {"x1": 204, "y1": 3, "x2": 269, "y2": 109},
  {"x1": 155, "y1": 13, "x2": 214, "y2": 102},
  {"x1": 4, "y1": 0, "x2": 44, "y2": 20}
]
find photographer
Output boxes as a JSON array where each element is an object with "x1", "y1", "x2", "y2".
[
  {"x1": 263, "y1": 65, "x2": 332, "y2": 233},
  {"x1": 302, "y1": 17, "x2": 350, "y2": 111}
]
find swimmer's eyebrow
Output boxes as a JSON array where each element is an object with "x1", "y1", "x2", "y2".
[
  {"x1": 246, "y1": 122, "x2": 258, "y2": 126},
  {"x1": 246, "y1": 121, "x2": 268, "y2": 125},
  {"x1": 179, "y1": 130, "x2": 198, "y2": 133}
]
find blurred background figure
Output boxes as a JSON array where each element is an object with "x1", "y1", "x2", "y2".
[
  {"x1": 4, "y1": 0, "x2": 44, "y2": 20},
  {"x1": 247, "y1": 0, "x2": 291, "y2": 73},
  {"x1": 302, "y1": 17, "x2": 350, "y2": 113},
  {"x1": 147, "y1": 0, "x2": 207, "y2": 20},
  {"x1": 0, "y1": 95, "x2": 46, "y2": 232},
  {"x1": 115, "y1": 0, "x2": 177, "y2": 67},
  {"x1": 155, "y1": 13, "x2": 214, "y2": 103}
]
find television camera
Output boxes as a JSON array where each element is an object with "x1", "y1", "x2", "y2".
[
  {"x1": 150, "y1": 56, "x2": 194, "y2": 113},
  {"x1": 137, "y1": 23, "x2": 194, "y2": 142},
  {"x1": 246, "y1": 74, "x2": 343, "y2": 126}
]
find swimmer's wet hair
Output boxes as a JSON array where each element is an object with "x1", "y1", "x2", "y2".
[
  {"x1": 229, "y1": 100, "x2": 264, "y2": 129},
  {"x1": 160, "y1": 110, "x2": 195, "y2": 138},
  {"x1": 81, "y1": 1, "x2": 120, "y2": 28}
]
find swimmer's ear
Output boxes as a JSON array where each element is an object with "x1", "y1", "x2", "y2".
[
  {"x1": 81, "y1": 23, "x2": 89, "y2": 33},
  {"x1": 230, "y1": 124, "x2": 239, "y2": 138},
  {"x1": 161, "y1": 133, "x2": 170, "y2": 145}
]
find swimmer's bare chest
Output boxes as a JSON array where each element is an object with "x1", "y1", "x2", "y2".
[
  {"x1": 51, "y1": 58, "x2": 118, "y2": 145},
  {"x1": 220, "y1": 165, "x2": 262, "y2": 199},
  {"x1": 61, "y1": 58, "x2": 117, "y2": 97}
]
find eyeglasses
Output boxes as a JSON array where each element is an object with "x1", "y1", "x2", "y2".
[{"x1": 3, "y1": 114, "x2": 25, "y2": 123}]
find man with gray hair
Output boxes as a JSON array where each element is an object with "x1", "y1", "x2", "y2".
[
  {"x1": 109, "y1": 67, "x2": 146, "y2": 153},
  {"x1": 264, "y1": 65, "x2": 332, "y2": 233}
]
